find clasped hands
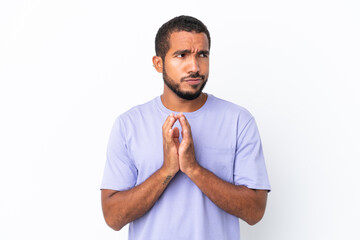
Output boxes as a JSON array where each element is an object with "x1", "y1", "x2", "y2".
[{"x1": 162, "y1": 113, "x2": 199, "y2": 176}]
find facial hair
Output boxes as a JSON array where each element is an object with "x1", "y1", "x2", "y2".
[{"x1": 162, "y1": 67, "x2": 207, "y2": 100}]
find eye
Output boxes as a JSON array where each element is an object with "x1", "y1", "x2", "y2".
[
  {"x1": 199, "y1": 53, "x2": 208, "y2": 58},
  {"x1": 176, "y1": 53, "x2": 186, "y2": 58}
]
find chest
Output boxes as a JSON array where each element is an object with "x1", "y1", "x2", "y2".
[{"x1": 127, "y1": 116, "x2": 237, "y2": 184}]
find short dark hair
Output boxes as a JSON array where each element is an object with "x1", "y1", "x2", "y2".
[{"x1": 155, "y1": 15, "x2": 211, "y2": 60}]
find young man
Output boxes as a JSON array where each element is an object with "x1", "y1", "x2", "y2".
[{"x1": 101, "y1": 16, "x2": 271, "y2": 240}]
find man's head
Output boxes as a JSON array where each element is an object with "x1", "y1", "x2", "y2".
[
  {"x1": 153, "y1": 16, "x2": 211, "y2": 100},
  {"x1": 155, "y1": 15, "x2": 211, "y2": 61}
]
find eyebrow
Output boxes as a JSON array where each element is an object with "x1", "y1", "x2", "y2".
[{"x1": 172, "y1": 49, "x2": 210, "y2": 56}]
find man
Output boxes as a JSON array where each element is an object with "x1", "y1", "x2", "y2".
[{"x1": 101, "y1": 15, "x2": 271, "y2": 240}]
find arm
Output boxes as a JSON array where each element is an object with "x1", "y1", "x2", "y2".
[
  {"x1": 186, "y1": 166, "x2": 268, "y2": 225},
  {"x1": 177, "y1": 113, "x2": 268, "y2": 225},
  {"x1": 101, "y1": 167, "x2": 174, "y2": 231},
  {"x1": 101, "y1": 114, "x2": 180, "y2": 231}
]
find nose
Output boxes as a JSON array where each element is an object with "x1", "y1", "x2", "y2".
[{"x1": 187, "y1": 56, "x2": 200, "y2": 73}]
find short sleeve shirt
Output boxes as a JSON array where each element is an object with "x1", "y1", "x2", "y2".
[{"x1": 101, "y1": 94, "x2": 271, "y2": 240}]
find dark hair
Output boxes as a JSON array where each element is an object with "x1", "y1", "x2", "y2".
[{"x1": 155, "y1": 15, "x2": 211, "y2": 60}]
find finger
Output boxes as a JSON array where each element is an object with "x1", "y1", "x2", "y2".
[
  {"x1": 163, "y1": 113, "x2": 176, "y2": 132},
  {"x1": 178, "y1": 113, "x2": 192, "y2": 139},
  {"x1": 162, "y1": 114, "x2": 172, "y2": 142},
  {"x1": 168, "y1": 113, "x2": 177, "y2": 129},
  {"x1": 167, "y1": 128, "x2": 174, "y2": 144},
  {"x1": 164, "y1": 114, "x2": 178, "y2": 144},
  {"x1": 178, "y1": 113, "x2": 190, "y2": 129},
  {"x1": 168, "y1": 127, "x2": 180, "y2": 146},
  {"x1": 172, "y1": 127, "x2": 180, "y2": 148},
  {"x1": 162, "y1": 114, "x2": 172, "y2": 130}
]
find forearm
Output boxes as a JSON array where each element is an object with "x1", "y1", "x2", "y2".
[
  {"x1": 186, "y1": 165, "x2": 268, "y2": 225},
  {"x1": 101, "y1": 167, "x2": 174, "y2": 230}
]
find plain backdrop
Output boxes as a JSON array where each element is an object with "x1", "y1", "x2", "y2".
[{"x1": 1, "y1": 1, "x2": 359, "y2": 239}]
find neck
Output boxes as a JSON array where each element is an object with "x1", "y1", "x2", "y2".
[{"x1": 161, "y1": 86, "x2": 208, "y2": 112}]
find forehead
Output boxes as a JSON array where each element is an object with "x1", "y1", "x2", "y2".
[{"x1": 168, "y1": 31, "x2": 209, "y2": 52}]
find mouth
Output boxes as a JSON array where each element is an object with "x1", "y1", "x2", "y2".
[{"x1": 183, "y1": 78, "x2": 203, "y2": 85}]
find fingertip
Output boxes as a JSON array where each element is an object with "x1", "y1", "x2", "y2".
[{"x1": 166, "y1": 114, "x2": 172, "y2": 123}]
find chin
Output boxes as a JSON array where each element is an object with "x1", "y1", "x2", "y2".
[{"x1": 176, "y1": 90, "x2": 203, "y2": 100}]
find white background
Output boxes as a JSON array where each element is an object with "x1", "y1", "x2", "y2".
[{"x1": 1, "y1": 0, "x2": 359, "y2": 239}]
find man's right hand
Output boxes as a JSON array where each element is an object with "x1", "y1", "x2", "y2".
[{"x1": 161, "y1": 113, "x2": 180, "y2": 176}]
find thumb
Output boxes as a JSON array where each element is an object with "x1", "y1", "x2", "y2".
[
  {"x1": 172, "y1": 127, "x2": 180, "y2": 139},
  {"x1": 172, "y1": 127, "x2": 180, "y2": 148}
]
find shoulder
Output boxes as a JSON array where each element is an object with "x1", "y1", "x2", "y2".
[
  {"x1": 208, "y1": 94, "x2": 254, "y2": 122},
  {"x1": 115, "y1": 97, "x2": 157, "y2": 123},
  {"x1": 110, "y1": 97, "x2": 159, "y2": 138}
]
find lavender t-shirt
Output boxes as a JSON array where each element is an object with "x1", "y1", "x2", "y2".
[{"x1": 101, "y1": 94, "x2": 271, "y2": 240}]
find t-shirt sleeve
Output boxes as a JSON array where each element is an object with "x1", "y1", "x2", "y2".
[
  {"x1": 101, "y1": 116, "x2": 137, "y2": 191},
  {"x1": 234, "y1": 117, "x2": 271, "y2": 191}
]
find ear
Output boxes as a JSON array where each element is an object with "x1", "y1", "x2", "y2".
[{"x1": 152, "y1": 56, "x2": 163, "y2": 73}]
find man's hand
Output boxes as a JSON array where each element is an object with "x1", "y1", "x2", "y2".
[
  {"x1": 177, "y1": 113, "x2": 200, "y2": 175},
  {"x1": 162, "y1": 113, "x2": 199, "y2": 176},
  {"x1": 162, "y1": 113, "x2": 180, "y2": 176}
]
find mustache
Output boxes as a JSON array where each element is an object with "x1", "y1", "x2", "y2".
[{"x1": 180, "y1": 72, "x2": 205, "y2": 82}]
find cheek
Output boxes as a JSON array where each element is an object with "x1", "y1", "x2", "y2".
[
  {"x1": 200, "y1": 61, "x2": 209, "y2": 73},
  {"x1": 170, "y1": 59, "x2": 184, "y2": 69},
  {"x1": 165, "y1": 60, "x2": 183, "y2": 75}
]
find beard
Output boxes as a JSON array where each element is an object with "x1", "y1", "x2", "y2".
[{"x1": 162, "y1": 67, "x2": 207, "y2": 100}]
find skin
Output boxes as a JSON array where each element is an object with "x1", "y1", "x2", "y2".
[
  {"x1": 101, "y1": 31, "x2": 268, "y2": 231},
  {"x1": 153, "y1": 31, "x2": 210, "y2": 112}
]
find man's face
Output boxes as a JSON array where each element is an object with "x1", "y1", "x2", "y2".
[{"x1": 162, "y1": 31, "x2": 210, "y2": 100}]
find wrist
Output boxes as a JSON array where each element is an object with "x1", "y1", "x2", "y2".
[
  {"x1": 158, "y1": 166, "x2": 177, "y2": 186},
  {"x1": 160, "y1": 164, "x2": 178, "y2": 177},
  {"x1": 182, "y1": 162, "x2": 201, "y2": 178}
]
